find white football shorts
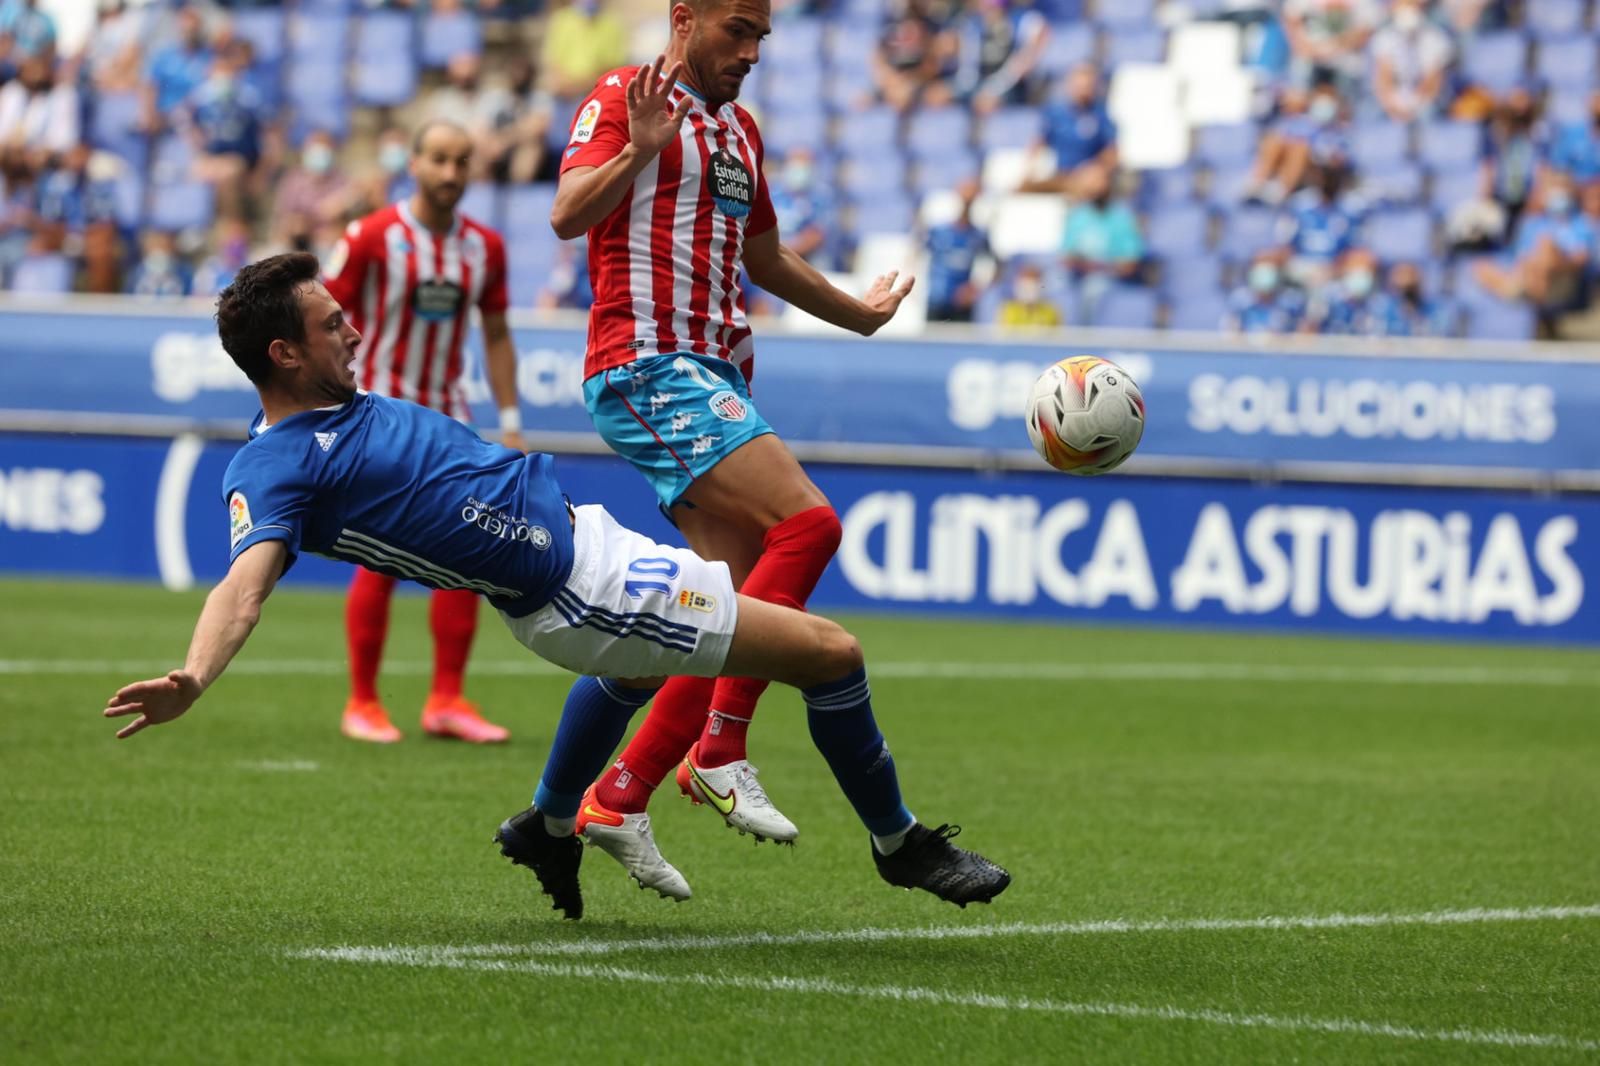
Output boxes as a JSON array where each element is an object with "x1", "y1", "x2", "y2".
[{"x1": 499, "y1": 504, "x2": 738, "y2": 679}]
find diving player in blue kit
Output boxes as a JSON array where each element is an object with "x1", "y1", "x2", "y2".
[{"x1": 101, "y1": 253, "x2": 1009, "y2": 920}]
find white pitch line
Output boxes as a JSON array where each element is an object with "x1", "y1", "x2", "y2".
[
  {"x1": 235, "y1": 759, "x2": 319, "y2": 772},
  {"x1": 289, "y1": 951, "x2": 1600, "y2": 1053},
  {"x1": 10, "y1": 658, "x2": 1600, "y2": 687},
  {"x1": 312, "y1": 903, "x2": 1600, "y2": 961}
]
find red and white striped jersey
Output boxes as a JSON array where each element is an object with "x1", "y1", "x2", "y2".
[
  {"x1": 561, "y1": 67, "x2": 777, "y2": 381},
  {"x1": 323, "y1": 201, "x2": 509, "y2": 417}
]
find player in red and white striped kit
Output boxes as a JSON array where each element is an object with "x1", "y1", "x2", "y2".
[
  {"x1": 547, "y1": 1, "x2": 918, "y2": 897},
  {"x1": 322, "y1": 121, "x2": 524, "y2": 745}
]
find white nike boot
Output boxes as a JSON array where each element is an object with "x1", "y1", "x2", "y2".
[{"x1": 676, "y1": 742, "x2": 799, "y2": 844}]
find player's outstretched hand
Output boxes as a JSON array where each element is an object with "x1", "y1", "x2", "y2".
[
  {"x1": 104, "y1": 670, "x2": 202, "y2": 739},
  {"x1": 628, "y1": 55, "x2": 693, "y2": 159},
  {"x1": 858, "y1": 270, "x2": 917, "y2": 336}
]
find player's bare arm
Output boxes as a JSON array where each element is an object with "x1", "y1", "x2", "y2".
[
  {"x1": 743, "y1": 224, "x2": 915, "y2": 336},
  {"x1": 550, "y1": 56, "x2": 694, "y2": 240},
  {"x1": 103, "y1": 540, "x2": 287, "y2": 739},
  {"x1": 481, "y1": 310, "x2": 526, "y2": 451}
]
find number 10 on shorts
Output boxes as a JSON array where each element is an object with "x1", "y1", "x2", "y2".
[{"x1": 624, "y1": 557, "x2": 680, "y2": 598}]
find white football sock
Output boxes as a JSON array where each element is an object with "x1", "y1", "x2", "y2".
[
  {"x1": 543, "y1": 813, "x2": 577, "y2": 837},
  {"x1": 872, "y1": 820, "x2": 915, "y2": 856}
]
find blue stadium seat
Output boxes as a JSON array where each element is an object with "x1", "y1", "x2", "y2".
[
  {"x1": 1097, "y1": 0, "x2": 1155, "y2": 28},
  {"x1": 300, "y1": 0, "x2": 356, "y2": 10},
  {"x1": 1193, "y1": 123, "x2": 1257, "y2": 167},
  {"x1": 288, "y1": 13, "x2": 350, "y2": 66},
  {"x1": 827, "y1": 25, "x2": 876, "y2": 70},
  {"x1": 1035, "y1": 0, "x2": 1083, "y2": 20},
  {"x1": 1363, "y1": 208, "x2": 1434, "y2": 262},
  {"x1": 1430, "y1": 166, "x2": 1481, "y2": 213},
  {"x1": 839, "y1": 152, "x2": 907, "y2": 195},
  {"x1": 1159, "y1": 253, "x2": 1225, "y2": 298},
  {"x1": 1361, "y1": 160, "x2": 1425, "y2": 205},
  {"x1": 1039, "y1": 23, "x2": 1096, "y2": 80},
  {"x1": 823, "y1": 65, "x2": 875, "y2": 112},
  {"x1": 1460, "y1": 31, "x2": 1529, "y2": 92},
  {"x1": 1537, "y1": 38, "x2": 1597, "y2": 90},
  {"x1": 1167, "y1": 291, "x2": 1229, "y2": 331},
  {"x1": 421, "y1": 11, "x2": 482, "y2": 68},
  {"x1": 906, "y1": 107, "x2": 971, "y2": 159},
  {"x1": 504, "y1": 184, "x2": 558, "y2": 235},
  {"x1": 1527, "y1": 0, "x2": 1585, "y2": 37},
  {"x1": 849, "y1": 191, "x2": 916, "y2": 236},
  {"x1": 979, "y1": 107, "x2": 1043, "y2": 152},
  {"x1": 458, "y1": 182, "x2": 501, "y2": 230},
  {"x1": 1143, "y1": 203, "x2": 1211, "y2": 259},
  {"x1": 149, "y1": 181, "x2": 215, "y2": 232},
  {"x1": 89, "y1": 91, "x2": 146, "y2": 169},
  {"x1": 1419, "y1": 121, "x2": 1481, "y2": 170},
  {"x1": 764, "y1": 18, "x2": 825, "y2": 73},
  {"x1": 835, "y1": 106, "x2": 899, "y2": 155},
  {"x1": 1206, "y1": 163, "x2": 1254, "y2": 206},
  {"x1": 1140, "y1": 165, "x2": 1195, "y2": 205},
  {"x1": 234, "y1": 8, "x2": 287, "y2": 65},
  {"x1": 1348, "y1": 120, "x2": 1409, "y2": 170},
  {"x1": 111, "y1": 168, "x2": 145, "y2": 230},
  {"x1": 1468, "y1": 301, "x2": 1536, "y2": 339},
  {"x1": 911, "y1": 151, "x2": 980, "y2": 195},
  {"x1": 352, "y1": 13, "x2": 417, "y2": 107},
  {"x1": 1547, "y1": 86, "x2": 1591, "y2": 124},
  {"x1": 1218, "y1": 205, "x2": 1279, "y2": 261},
  {"x1": 1090, "y1": 285, "x2": 1159, "y2": 329},
  {"x1": 11, "y1": 253, "x2": 73, "y2": 294},
  {"x1": 150, "y1": 134, "x2": 193, "y2": 185},
  {"x1": 763, "y1": 107, "x2": 830, "y2": 157},
  {"x1": 287, "y1": 86, "x2": 351, "y2": 145},
  {"x1": 1104, "y1": 28, "x2": 1166, "y2": 66}
]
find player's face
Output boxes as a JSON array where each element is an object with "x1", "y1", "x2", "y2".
[
  {"x1": 295, "y1": 282, "x2": 362, "y2": 402},
  {"x1": 411, "y1": 129, "x2": 473, "y2": 213},
  {"x1": 687, "y1": 0, "x2": 770, "y2": 104}
]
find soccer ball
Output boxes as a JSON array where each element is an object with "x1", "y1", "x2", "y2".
[{"x1": 1024, "y1": 356, "x2": 1146, "y2": 476}]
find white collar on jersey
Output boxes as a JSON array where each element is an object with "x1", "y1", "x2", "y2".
[
  {"x1": 397, "y1": 198, "x2": 463, "y2": 240},
  {"x1": 255, "y1": 396, "x2": 355, "y2": 435}
]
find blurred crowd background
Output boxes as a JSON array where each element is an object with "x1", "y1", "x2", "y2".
[{"x1": 3, "y1": 0, "x2": 1600, "y2": 339}]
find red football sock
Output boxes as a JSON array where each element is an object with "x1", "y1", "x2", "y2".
[
  {"x1": 698, "y1": 506, "x2": 842, "y2": 766},
  {"x1": 429, "y1": 588, "x2": 479, "y2": 699},
  {"x1": 595, "y1": 675, "x2": 716, "y2": 813},
  {"x1": 346, "y1": 567, "x2": 396, "y2": 703}
]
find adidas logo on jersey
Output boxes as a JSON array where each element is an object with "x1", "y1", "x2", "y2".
[{"x1": 314, "y1": 432, "x2": 338, "y2": 453}]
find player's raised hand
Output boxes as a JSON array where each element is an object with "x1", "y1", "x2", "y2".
[
  {"x1": 627, "y1": 55, "x2": 692, "y2": 159},
  {"x1": 104, "y1": 670, "x2": 202, "y2": 739},
  {"x1": 857, "y1": 270, "x2": 917, "y2": 336}
]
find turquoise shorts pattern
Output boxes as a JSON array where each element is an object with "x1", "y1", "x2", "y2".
[{"x1": 583, "y1": 353, "x2": 774, "y2": 508}]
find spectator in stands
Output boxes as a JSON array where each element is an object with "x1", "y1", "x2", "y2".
[
  {"x1": 1278, "y1": 158, "x2": 1364, "y2": 287},
  {"x1": 274, "y1": 130, "x2": 358, "y2": 254},
  {"x1": 1370, "y1": 0, "x2": 1454, "y2": 124},
  {"x1": 181, "y1": 47, "x2": 267, "y2": 222},
  {"x1": 480, "y1": 55, "x2": 554, "y2": 185},
  {"x1": 538, "y1": 240, "x2": 594, "y2": 311},
  {"x1": 127, "y1": 229, "x2": 192, "y2": 298},
  {"x1": 10, "y1": 219, "x2": 71, "y2": 293},
  {"x1": 0, "y1": 54, "x2": 80, "y2": 181},
  {"x1": 1316, "y1": 247, "x2": 1385, "y2": 334},
  {"x1": 951, "y1": 0, "x2": 1049, "y2": 116},
  {"x1": 1061, "y1": 162, "x2": 1143, "y2": 283},
  {"x1": 358, "y1": 125, "x2": 415, "y2": 212},
  {"x1": 1245, "y1": 82, "x2": 1349, "y2": 206},
  {"x1": 1548, "y1": 90, "x2": 1600, "y2": 186},
  {"x1": 34, "y1": 145, "x2": 117, "y2": 241},
  {"x1": 425, "y1": 53, "x2": 515, "y2": 182},
  {"x1": 874, "y1": 0, "x2": 958, "y2": 112},
  {"x1": 996, "y1": 261, "x2": 1062, "y2": 330},
  {"x1": 540, "y1": 0, "x2": 628, "y2": 100},
  {"x1": 0, "y1": 0, "x2": 56, "y2": 79},
  {"x1": 1473, "y1": 171, "x2": 1592, "y2": 310},
  {"x1": 1226, "y1": 249, "x2": 1307, "y2": 333},
  {"x1": 193, "y1": 216, "x2": 252, "y2": 295},
  {"x1": 1439, "y1": 0, "x2": 1504, "y2": 34},
  {"x1": 1022, "y1": 62, "x2": 1115, "y2": 195},
  {"x1": 1282, "y1": 0, "x2": 1380, "y2": 96},
  {"x1": 1479, "y1": 82, "x2": 1546, "y2": 230},
  {"x1": 83, "y1": 0, "x2": 148, "y2": 94},
  {"x1": 143, "y1": 5, "x2": 212, "y2": 133},
  {"x1": 0, "y1": 153, "x2": 35, "y2": 282},
  {"x1": 924, "y1": 179, "x2": 989, "y2": 322},
  {"x1": 769, "y1": 147, "x2": 834, "y2": 267},
  {"x1": 1379, "y1": 260, "x2": 1454, "y2": 336}
]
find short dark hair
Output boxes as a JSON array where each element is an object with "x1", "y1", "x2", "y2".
[
  {"x1": 411, "y1": 118, "x2": 470, "y2": 156},
  {"x1": 215, "y1": 252, "x2": 321, "y2": 385}
]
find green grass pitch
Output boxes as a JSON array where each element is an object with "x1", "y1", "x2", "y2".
[{"x1": 2, "y1": 575, "x2": 1598, "y2": 1063}]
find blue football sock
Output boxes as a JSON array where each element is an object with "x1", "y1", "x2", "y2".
[
  {"x1": 802, "y1": 667, "x2": 914, "y2": 838},
  {"x1": 534, "y1": 676, "x2": 657, "y2": 820}
]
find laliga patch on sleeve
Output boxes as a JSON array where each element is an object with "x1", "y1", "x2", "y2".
[
  {"x1": 229, "y1": 491, "x2": 253, "y2": 548},
  {"x1": 571, "y1": 100, "x2": 602, "y2": 145},
  {"x1": 323, "y1": 238, "x2": 349, "y2": 281}
]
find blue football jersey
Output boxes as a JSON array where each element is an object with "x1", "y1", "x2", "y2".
[{"x1": 222, "y1": 392, "x2": 575, "y2": 618}]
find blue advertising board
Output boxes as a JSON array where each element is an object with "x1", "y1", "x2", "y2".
[
  {"x1": 2, "y1": 433, "x2": 1593, "y2": 644},
  {"x1": 3, "y1": 305, "x2": 1598, "y2": 479}
]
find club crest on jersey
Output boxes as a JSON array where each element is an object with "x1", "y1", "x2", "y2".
[
  {"x1": 708, "y1": 390, "x2": 747, "y2": 422},
  {"x1": 678, "y1": 589, "x2": 717, "y2": 613},
  {"x1": 707, "y1": 148, "x2": 753, "y2": 218},
  {"x1": 228, "y1": 491, "x2": 252, "y2": 548},
  {"x1": 572, "y1": 100, "x2": 602, "y2": 145}
]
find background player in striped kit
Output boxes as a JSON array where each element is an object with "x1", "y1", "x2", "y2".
[
  {"x1": 549, "y1": 0, "x2": 917, "y2": 891},
  {"x1": 322, "y1": 121, "x2": 524, "y2": 745}
]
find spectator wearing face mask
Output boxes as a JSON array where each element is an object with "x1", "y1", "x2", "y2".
[
  {"x1": 1379, "y1": 260, "x2": 1454, "y2": 336},
  {"x1": 1023, "y1": 62, "x2": 1116, "y2": 194},
  {"x1": 181, "y1": 47, "x2": 267, "y2": 222},
  {"x1": 1282, "y1": 0, "x2": 1381, "y2": 97},
  {"x1": 127, "y1": 229, "x2": 192, "y2": 298},
  {"x1": 1245, "y1": 83, "x2": 1348, "y2": 205},
  {"x1": 1226, "y1": 250, "x2": 1307, "y2": 334},
  {"x1": 371, "y1": 126, "x2": 414, "y2": 207},
  {"x1": 1060, "y1": 162, "x2": 1143, "y2": 284},
  {"x1": 1473, "y1": 172, "x2": 1592, "y2": 310},
  {"x1": 1370, "y1": 0, "x2": 1454, "y2": 123},
  {"x1": 996, "y1": 261, "x2": 1063, "y2": 330},
  {"x1": 1316, "y1": 247, "x2": 1386, "y2": 334},
  {"x1": 1480, "y1": 82, "x2": 1547, "y2": 228},
  {"x1": 274, "y1": 131, "x2": 357, "y2": 253},
  {"x1": 1277, "y1": 158, "x2": 1365, "y2": 289},
  {"x1": 1548, "y1": 89, "x2": 1600, "y2": 186},
  {"x1": 924, "y1": 179, "x2": 990, "y2": 322}
]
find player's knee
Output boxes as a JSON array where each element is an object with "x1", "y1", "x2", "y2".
[
  {"x1": 809, "y1": 506, "x2": 843, "y2": 556},
  {"x1": 815, "y1": 618, "x2": 864, "y2": 679},
  {"x1": 770, "y1": 503, "x2": 842, "y2": 556}
]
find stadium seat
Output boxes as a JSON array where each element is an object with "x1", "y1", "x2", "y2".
[
  {"x1": 906, "y1": 107, "x2": 971, "y2": 159},
  {"x1": 148, "y1": 181, "x2": 215, "y2": 232},
  {"x1": 458, "y1": 183, "x2": 501, "y2": 230},
  {"x1": 1460, "y1": 31, "x2": 1529, "y2": 92},
  {"x1": 986, "y1": 194, "x2": 1070, "y2": 257},
  {"x1": 287, "y1": 82, "x2": 351, "y2": 144},
  {"x1": 1090, "y1": 285, "x2": 1159, "y2": 329},
  {"x1": 1104, "y1": 28, "x2": 1166, "y2": 67},
  {"x1": 1527, "y1": 0, "x2": 1585, "y2": 37},
  {"x1": 1167, "y1": 291, "x2": 1229, "y2": 331},
  {"x1": 1097, "y1": 0, "x2": 1155, "y2": 29},
  {"x1": 1159, "y1": 253, "x2": 1225, "y2": 299},
  {"x1": 1143, "y1": 203, "x2": 1212, "y2": 259},
  {"x1": 764, "y1": 17, "x2": 825, "y2": 73},
  {"x1": 823, "y1": 65, "x2": 876, "y2": 113},
  {"x1": 839, "y1": 153, "x2": 907, "y2": 195},
  {"x1": 88, "y1": 91, "x2": 147, "y2": 170},
  {"x1": 421, "y1": 11, "x2": 482, "y2": 68},
  {"x1": 849, "y1": 192, "x2": 916, "y2": 236},
  {"x1": 1363, "y1": 208, "x2": 1434, "y2": 262},
  {"x1": 1419, "y1": 121, "x2": 1481, "y2": 170},
  {"x1": 1547, "y1": 86, "x2": 1590, "y2": 124},
  {"x1": 1205, "y1": 163, "x2": 1254, "y2": 206},
  {"x1": 1034, "y1": 0, "x2": 1084, "y2": 22},
  {"x1": 10, "y1": 253, "x2": 73, "y2": 294},
  {"x1": 1349, "y1": 120, "x2": 1410, "y2": 170},
  {"x1": 1193, "y1": 123, "x2": 1257, "y2": 168},
  {"x1": 1217, "y1": 205, "x2": 1279, "y2": 261},
  {"x1": 234, "y1": 8, "x2": 287, "y2": 65},
  {"x1": 911, "y1": 151, "x2": 980, "y2": 195},
  {"x1": 1429, "y1": 166, "x2": 1481, "y2": 214},
  {"x1": 827, "y1": 24, "x2": 876, "y2": 70},
  {"x1": 1361, "y1": 160, "x2": 1425, "y2": 205},
  {"x1": 979, "y1": 108, "x2": 1043, "y2": 152},
  {"x1": 150, "y1": 134, "x2": 193, "y2": 185},
  {"x1": 1139, "y1": 165, "x2": 1194, "y2": 205},
  {"x1": 1039, "y1": 23, "x2": 1096, "y2": 80},
  {"x1": 352, "y1": 13, "x2": 417, "y2": 107},
  {"x1": 504, "y1": 184, "x2": 558, "y2": 232},
  {"x1": 1537, "y1": 39, "x2": 1597, "y2": 90},
  {"x1": 1468, "y1": 301, "x2": 1536, "y2": 340},
  {"x1": 288, "y1": 13, "x2": 350, "y2": 66},
  {"x1": 763, "y1": 107, "x2": 830, "y2": 157},
  {"x1": 111, "y1": 168, "x2": 145, "y2": 230},
  {"x1": 835, "y1": 106, "x2": 899, "y2": 156}
]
